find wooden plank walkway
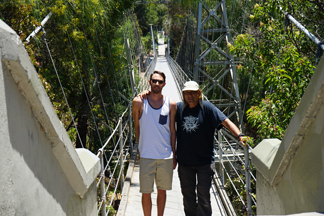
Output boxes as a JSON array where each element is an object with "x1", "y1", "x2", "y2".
[{"x1": 123, "y1": 37, "x2": 227, "y2": 216}]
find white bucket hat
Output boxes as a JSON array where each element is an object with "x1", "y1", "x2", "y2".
[
  {"x1": 182, "y1": 81, "x2": 200, "y2": 92},
  {"x1": 182, "y1": 81, "x2": 203, "y2": 108}
]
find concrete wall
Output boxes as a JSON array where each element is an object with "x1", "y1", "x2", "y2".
[
  {"x1": 252, "y1": 55, "x2": 324, "y2": 215},
  {"x1": 0, "y1": 20, "x2": 101, "y2": 215}
]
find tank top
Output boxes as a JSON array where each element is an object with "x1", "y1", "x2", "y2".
[{"x1": 139, "y1": 96, "x2": 173, "y2": 159}]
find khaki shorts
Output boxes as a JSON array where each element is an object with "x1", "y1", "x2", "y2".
[{"x1": 139, "y1": 158, "x2": 173, "y2": 193}]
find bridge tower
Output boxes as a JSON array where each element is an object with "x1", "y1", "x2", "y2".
[{"x1": 193, "y1": 1, "x2": 242, "y2": 130}]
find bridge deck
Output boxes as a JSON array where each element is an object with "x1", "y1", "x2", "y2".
[{"x1": 124, "y1": 38, "x2": 227, "y2": 216}]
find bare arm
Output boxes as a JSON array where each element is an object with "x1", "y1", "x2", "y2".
[
  {"x1": 221, "y1": 118, "x2": 246, "y2": 146},
  {"x1": 169, "y1": 99, "x2": 177, "y2": 169},
  {"x1": 132, "y1": 96, "x2": 143, "y2": 146}
]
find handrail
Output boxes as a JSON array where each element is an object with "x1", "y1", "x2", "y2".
[
  {"x1": 97, "y1": 105, "x2": 130, "y2": 157},
  {"x1": 282, "y1": 9, "x2": 324, "y2": 52},
  {"x1": 97, "y1": 102, "x2": 132, "y2": 216},
  {"x1": 166, "y1": 48, "x2": 190, "y2": 94}
]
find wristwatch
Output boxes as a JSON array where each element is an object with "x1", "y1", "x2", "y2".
[{"x1": 237, "y1": 133, "x2": 244, "y2": 139}]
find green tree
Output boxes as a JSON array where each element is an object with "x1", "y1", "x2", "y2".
[
  {"x1": 230, "y1": 0, "x2": 318, "y2": 141},
  {"x1": 0, "y1": 0, "x2": 134, "y2": 151}
]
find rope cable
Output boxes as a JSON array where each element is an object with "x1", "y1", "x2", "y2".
[
  {"x1": 215, "y1": 147, "x2": 257, "y2": 206},
  {"x1": 214, "y1": 148, "x2": 245, "y2": 185},
  {"x1": 241, "y1": 61, "x2": 254, "y2": 122},
  {"x1": 104, "y1": 25, "x2": 123, "y2": 105},
  {"x1": 269, "y1": 13, "x2": 288, "y2": 95},
  {"x1": 66, "y1": 31, "x2": 109, "y2": 153},
  {"x1": 80, "y1": 19, "x2": 115, "y2": 139},
  {"x1": 93, "y1": 17, "x2": 119, "y2": 122},
  {"x1": 229, "y1": 0, "x2": 236, "y2": 28},
  {"x1": 240, "y1": 0, "x2": 248, "y2": 34},
  {"x1": 41, "y1": 27, "x2": 84, "y2": 148},
  {"x1": 220, "y1": 131, "x2": 257, "y2": 182},
  {"x1": 222, "y1": 160, "x2": 246, "y2": 207},
  {"x1": 122, "y1": 31, "x2": 132, "y2": 100}
]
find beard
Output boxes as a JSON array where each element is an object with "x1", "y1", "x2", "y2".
[{"x1": 151, "y1": 86, "x2": 162, "y2": 94}]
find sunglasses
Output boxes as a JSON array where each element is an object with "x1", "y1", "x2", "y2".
[{"x1": 151, "y1": 79, "x2": 164, "y2": 84}]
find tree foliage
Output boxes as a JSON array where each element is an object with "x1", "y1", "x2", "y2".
[
  {"x1": 134, "y1": 3, "x2": 168, "y2": 53},
  {"x1": 230, "y1": 0, "x2": 318, "y2": 141},
  {"x1": 163, "y1": 0, "x2": 322, "y2": 142},
  {"x1": 0, "y1": 0, "x2": 135, "y2": 152}
]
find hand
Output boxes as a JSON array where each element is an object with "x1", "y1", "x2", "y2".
[
  {"x1": 239, "y1": 136, "x2": 248, "y2": 147},
  {"x1": 173, "y1": 156, "x2": 177, "y2": 169},
  {"x1": 137, "y1": 90, "x2": 150, "y2": 100}
]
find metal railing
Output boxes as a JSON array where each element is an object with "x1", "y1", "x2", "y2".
[
  {"x1": 214, "y1": 130, "x2": 256, "y2": 216},
  {"x1": 166, "y1": 48, "x2": 190, "y2": 95},
  {"x1": 96, "y1": 104, "x2": 133, "y2": 216}
]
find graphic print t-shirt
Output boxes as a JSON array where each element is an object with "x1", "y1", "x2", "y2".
[{"x1": 176, "y1": 101, "x2": 227, "y2": 166}]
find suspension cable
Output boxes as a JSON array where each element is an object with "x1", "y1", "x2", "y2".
[
  {"x1": 93, "y1": 18, "x2": 119, "y2": 121},
  {"x1": 67, "y1": 31, "x2": 108, "y2": 147},
  {"x1": 241, "y1": 60, "x2": 254, "y2": 122},
  {"x1": 80, "y1": 19, "x2": 115, "y2": 139},
  {"x1": 269, "y1": 16, "x2": 288, "y2": 95},
  {"x1": 41, "y1": 27, "x2": 84, "y2": 148},
  {"x1": 240, "y1": 0, "x2": 248, "y2": 34},
  {"x1": 220, "y1": 130, "x2": 257, "y2": 182}
]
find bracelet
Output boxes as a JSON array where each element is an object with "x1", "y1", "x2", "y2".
[{"x1": 237, "y1": 133, "x2": 244, "y2": 139}]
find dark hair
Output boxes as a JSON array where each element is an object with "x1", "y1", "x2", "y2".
[{"x1": 150, "y1": 70, "x2": 166, "y2": 82}]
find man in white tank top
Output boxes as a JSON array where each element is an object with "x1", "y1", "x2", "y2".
[{"x1": 132, "y1": 71, "x2": 177, "y2": 216}]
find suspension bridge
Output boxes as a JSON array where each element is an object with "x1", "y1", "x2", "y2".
[
  {"x1": 1, "y1": 1, "x2": 324, "y2": 216},
  {"x1": 120, "y1": 36, "x2": 227, "y2": 216}
]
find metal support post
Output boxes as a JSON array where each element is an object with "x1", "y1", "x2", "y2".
[
  {"x1": 244, "y1": 146, "x2": 252, "y2": 215},
  {"x1": 126, "y1": 39, "x2": 136, "y2": 96},
  {"x1": 119, "y1": 117, "x2": 125, "y2": 189},
  {"x1": 167, "y1": 37, "x2": 170, "y2": 56},
  {"x1": 192, "y1": 1, "x2": 243, "y2": 132},
  {"x1": 221, "y1": 1, "x2": 243, "y2": 131},
  {"x1": 193, "y1": 2, "x2": 202, "y2": 82},
  {"x1": 149, "y1": 24, "x2": 155, "y2": 57},
  {"x1": 218, "y1": 131, "x2": 224, "y2": 185},
  {"x1": 129, "y1": 103, "x2": 133, "y2": 152},
  {"x1": 100, "y1": 155, "x2": 106, "y2": 216}
]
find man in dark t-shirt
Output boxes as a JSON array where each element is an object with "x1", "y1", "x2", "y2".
[{"x1": 176, "y1": 81, "x2": 245, "y2": 216}]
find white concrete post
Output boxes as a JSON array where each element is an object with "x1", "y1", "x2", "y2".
[{"x1": 100, "y1": 155, "x2": 107, "y2": 216}]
